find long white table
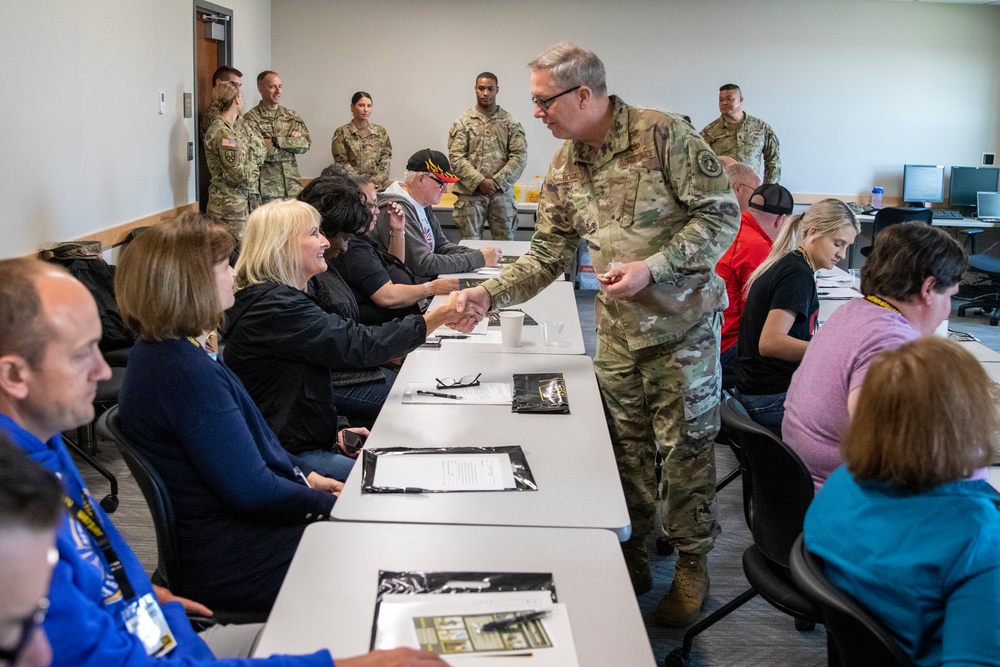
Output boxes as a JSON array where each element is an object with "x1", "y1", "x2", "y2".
[
  {"x1": 331, "y1": 350, "x2": 631, "y2": 540},
  {"x1": 459, "y1": 239, "x2": 532, "y2": 255},
  {"x1": 254, "y1": 522, "x2": 655, "y2": 666},
  {"x1": 430, "y1": 281, "x2": 585, "y2": 355}
]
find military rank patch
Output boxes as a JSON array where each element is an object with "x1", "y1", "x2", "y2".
[
  {"x1": 224, "y1": 149, "x2": 236, "y2": 164},
  {"x1": 697, "y1": 150, "x2": 723, "y2": 178}
]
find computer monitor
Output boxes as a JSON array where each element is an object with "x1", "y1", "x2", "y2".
[
  {"x1": 949, "y1": 166, "x2": 1000, "y2": 208},
  {"x1": 978, "y1": 192, "x2": 1000, "y2": 221},
  {"x1": 902, "y1": 164, "x2": 945, "y2": 206}
]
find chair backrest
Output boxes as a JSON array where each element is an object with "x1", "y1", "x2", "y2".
[
  {"x1": 720, "y1": 396, "x2": 814, "y2": 568},
  {"x1": 102, "y1": 406, "x2": 184, "y2": 591},
  {"x1": 871, "y1": 207, "x2": 933, "y2": 245},
  {"x1": 789, "y1": 535, "x2": 914, "y2": 667}
]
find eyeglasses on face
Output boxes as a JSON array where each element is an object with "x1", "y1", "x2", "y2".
[
  {"x1": 0, "y1": 598, "x2": 48, "y2": 664},
  {"x1": 436, "y1": 373, "x2": 482, "y2": 389},
  {"x1": 426, "y1": 174, "x2": 449, "y2": 190},
  {"x1": 531, "y1": 85, "x2": 582, "y2": 111}
]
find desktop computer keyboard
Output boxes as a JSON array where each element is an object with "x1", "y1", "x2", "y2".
[{"x1": 932, "y1": 209, "x2": 964, "y2": 220}]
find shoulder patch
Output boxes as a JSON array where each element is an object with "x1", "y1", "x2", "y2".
[
  {"x1": 221, "y1": 137, "x2": 236, "y2": 148},
  {"x1": 224, "y1": 149, "x2": 236, "y2": 164},
  {"x1": 697, "y1": 150, "x2": 723, "y2": 178}
]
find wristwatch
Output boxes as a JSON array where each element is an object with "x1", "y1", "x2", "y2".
[{"x1": 424, "y1": 282, "x2": 433, "y2": 296}]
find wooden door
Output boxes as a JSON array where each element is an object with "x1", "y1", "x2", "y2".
[{"x1": 194, "y1": 6, "x2": 231, "y2": 211}]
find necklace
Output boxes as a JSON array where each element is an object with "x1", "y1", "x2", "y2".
[
  {"x1": 865, "y1": 295, "x2": 900, "y2": 314},
  {"x1": 796, "y1": 246, "x2": 814, "y2": 272}
]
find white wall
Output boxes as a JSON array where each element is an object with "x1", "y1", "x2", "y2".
[
  {"x1": 272, "y1": 0, "x2": 1000, "y2": 202},
  {"x1": 1, "y1": 0, "x2": 996, "y2": 258},
  {"x1": 0, "y1": 0, "x2": 271, "y2": 259}
]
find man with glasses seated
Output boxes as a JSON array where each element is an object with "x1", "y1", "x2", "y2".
[
  {"x1": 0, "y1": 434, "x2": 62, "y2": 667},
  {"x1": 369, "y1": 149, "x2": 501, "y2": 283}
]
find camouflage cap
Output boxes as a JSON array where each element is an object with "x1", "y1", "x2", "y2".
[
  {"x1": 406, "y1": 148, "x2": 459, "y2": 183},
  {"x1": 748, "y1": 183, "x2": 794, "y2": 215}
]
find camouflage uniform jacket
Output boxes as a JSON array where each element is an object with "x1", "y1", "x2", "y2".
[
  {"x1": 203, "y1": 115, "x2": 267, "y2": 216},
  {"x1": 330, "y1": 122, "x2": 392, "y2": 188},
  {"x1": 242, "y1": 103, "x2": 311, "y2": 199},
  {"x1": 447, "y1": 106, "x2": 527, "y2": 196},
  {"x1": 483, "y1": 97, "x2": 740, "y2": 351},
  {"x1": 700, "y1": 113, "x2": 781, "y2": 184}
]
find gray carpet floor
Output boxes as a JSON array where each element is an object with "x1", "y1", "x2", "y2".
[{"x1": 74, "y1": 291, "x2": 1000, "y2": 666}]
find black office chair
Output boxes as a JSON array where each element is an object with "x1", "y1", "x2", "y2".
[
  {"x1": 859, "y1": 207, "x2": 933, "y2": 258},
  {"x1": 789, "y1": 535, "x2": 914, "y2": 667},
  {"x1": 958, "y1": 251, "x2": 1000, "y2": 326},
  {"x1": 102, "y1": 407, "x2": 268, "y2": 625},
  {"x1": 664, "y1": 397, "x2": 820, "y2": 667}
]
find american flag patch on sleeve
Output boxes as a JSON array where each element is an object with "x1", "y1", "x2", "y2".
[{"x1": 221, "y1": 138, "x2": 236, "y2": 148}]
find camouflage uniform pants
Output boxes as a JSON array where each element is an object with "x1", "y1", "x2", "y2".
[
  {"x1": 207, "y1": 192, "x2": 260, "y2": 240},
  {"x1": 595, "y1": 314, "x2": 722, "y2": 563},
  {"x1": 452, "y1": 192, "x2": 518, "y2": 241}
]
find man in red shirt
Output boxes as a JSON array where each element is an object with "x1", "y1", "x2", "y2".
[{"x1": 716, "y1": 183, "x2": 794, "y2": 386}]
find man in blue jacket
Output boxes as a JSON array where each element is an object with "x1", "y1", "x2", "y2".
[{"x1": 0, "y1": 257, "x2": 445, "y2": 667}]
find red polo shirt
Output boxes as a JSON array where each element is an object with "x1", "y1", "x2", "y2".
[{"x1": 716, "y1": 209, "x2": 773, "y2": 353}]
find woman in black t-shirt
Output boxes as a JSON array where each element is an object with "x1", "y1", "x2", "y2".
[{"x1": 735, "y1": 199, "x2": 860, "y2": 435}]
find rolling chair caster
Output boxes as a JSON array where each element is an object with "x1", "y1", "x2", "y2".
[
  {"x1": 656, "y1": 536, "x2": 675, "y2": 556},
  {"x1": 663, "y1": 647, "x2": 690, "y2": 667},
  {"x1": 100, "y1": 494, "x2": 119, "y2": 513}
]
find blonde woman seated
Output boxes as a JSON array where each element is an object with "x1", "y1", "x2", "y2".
[
  {"x1": 804, "y1": 337, "x2": 1000, "y2": 667},
  {"x1": 734, "y1": 199, "x2": 859, "y2": 435},
  {"x1": 222, "y1": 200, "x2": 470, "y2": 480},
  {"x1": 116, "y1": 214, "x2": 341, "y2": 614}
]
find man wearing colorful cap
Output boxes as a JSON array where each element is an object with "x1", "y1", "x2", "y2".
[
  {"x1": 370, "y1": 149, "x2": 501, "y2": 283},
  {"x1": 716, "y1": 183, "x2": 794, "y2": 385}
]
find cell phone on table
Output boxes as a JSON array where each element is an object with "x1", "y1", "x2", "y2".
[{"x1": 341, "y1": 430, "x2": 366, "y2": 455}]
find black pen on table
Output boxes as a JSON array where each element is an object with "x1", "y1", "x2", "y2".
[
  {"x1": 417, "y1": 390, "x2": 463, "y2": 400},
  {"x1": 480, "y1": 610, "x2": 550, "y2": 632}
]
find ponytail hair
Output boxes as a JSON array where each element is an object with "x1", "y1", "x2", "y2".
[
  {"x1": 211, "y1": 80, "x2": 240, "y2": 114},
  {"x1": 744, "y1": 198, "x2": 858, "y2": 295}
]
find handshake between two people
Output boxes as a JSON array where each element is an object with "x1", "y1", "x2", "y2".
[{"x1": 425, "y1": 259, "x2": 654, "y2": 334}]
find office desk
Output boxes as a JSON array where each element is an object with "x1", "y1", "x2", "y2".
[
  {"x1": 254, "y1": 522, "x2": 656, "y2": 666},
  {"x1": 430, "y1": 281, "x2": 585, "y2": 355},
  {"x1": 856, "y1": 213, "x2": 996, "y2": 229},
  {"x1": 331, "y1": 350, "x2": 631, "y2": 539}
]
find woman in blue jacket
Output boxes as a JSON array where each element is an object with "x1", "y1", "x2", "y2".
[
  {"x1": 116, "y1": 214, "x2": 342, "y2": 614},
  {"x1": 804, "y1": 337, "x2": 1000, "y2": 667}
]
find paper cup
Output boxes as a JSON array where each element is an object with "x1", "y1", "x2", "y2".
[{"x1": 499, "y1": 311, "x2": 525, "y2": 348}]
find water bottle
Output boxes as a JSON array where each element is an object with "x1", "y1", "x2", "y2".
[{"x1": 871, "y1": 187, "x2": 883, "y2": 210}]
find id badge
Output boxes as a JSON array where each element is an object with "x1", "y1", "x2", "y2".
[{"x1": 122, "y1": 592, "x2": 177, "y2": 657}]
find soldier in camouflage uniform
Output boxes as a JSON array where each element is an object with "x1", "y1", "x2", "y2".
[
  {"x1": 701, "y1": 84, "x2": 781, "y2": 184},
  {"x1": 331, "y1": 91, "x2": 393, "y2": 189},
  {"x1": 199, "y1": 65, "x2": 242, "y2": 144},
  {"x1": 452, "y1": 44, "x2": 739, "y2": 628},
  {"x1": 447, "y1": 73, "x2": 528, "y2": 240},
  {"x1": 203, "y1": 81, "x2": 267, "y2": 239},
  {"x1": 243, "y1": 71, "x2": 311, "y2": 203}
]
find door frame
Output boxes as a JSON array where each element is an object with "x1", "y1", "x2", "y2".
[{"x1": 193, "y1": 1, "x2": 234, "y2": 208}]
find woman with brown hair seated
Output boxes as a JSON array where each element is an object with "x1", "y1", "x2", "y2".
[
  {"x1": 804, "y1": 337, "x2": 1000, "y2": 666},
  {"x1": 115, "y1": 213, "x2": 341, "y2": 614}
]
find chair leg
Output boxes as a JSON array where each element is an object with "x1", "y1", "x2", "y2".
[
  {"x1": 64, "y1": 438, "x2": 119, "y2": 513},
  {"x1": 715, "y1": 466, "x2": 741, "y2": 492},
  {"x1": 664, "y1": 587, "x2": 759, "y2": 666}
]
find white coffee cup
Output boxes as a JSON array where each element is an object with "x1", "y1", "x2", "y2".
[
  {"x1": 499, "y1": 311, "x2": 525, "y2": 348},
  {"x1": 541, "y1": 320, "x2": 564, "y2": 346}
]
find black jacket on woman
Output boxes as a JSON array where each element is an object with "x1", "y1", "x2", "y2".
[{"x1": 222, "y1": 281, "x2": 426, "y2": 456}]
